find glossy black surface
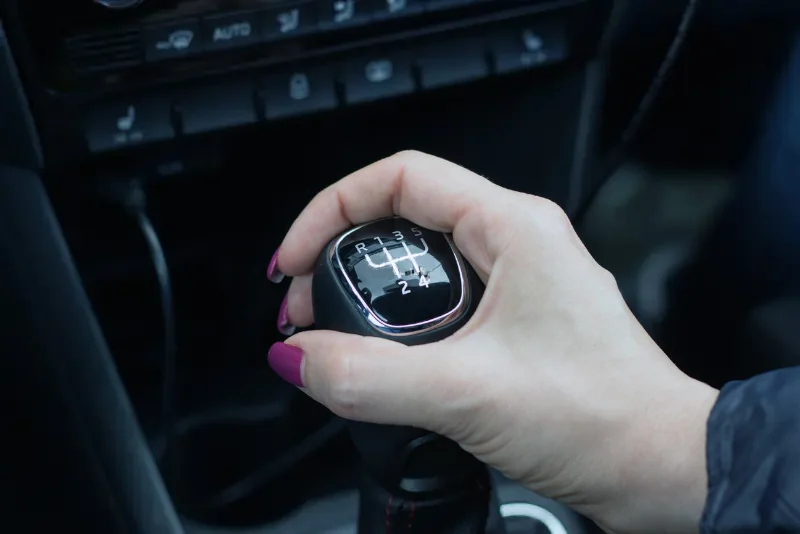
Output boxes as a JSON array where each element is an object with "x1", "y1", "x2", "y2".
[{"x1": 334, "y1": 217, "x2": 463, "y2": 328}]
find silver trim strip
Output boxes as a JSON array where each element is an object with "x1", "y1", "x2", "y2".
[{"x1": 500, "y1": 502, "x2": 569, "y2": 534}]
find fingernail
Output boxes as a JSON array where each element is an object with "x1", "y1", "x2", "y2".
[
  {"x1": 268, "y1": 342, "x2": 304, "y2": 387},
  {"x1": 267, "y1": 248, "x2": 285, "y2": 284},
  {"x1": 277, "y1": 294, "x2": 296, "y2": 336}
]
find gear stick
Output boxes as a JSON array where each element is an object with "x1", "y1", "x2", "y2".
[{"x1": 313, "y1": 216, "x2": 504, "y2": 534}]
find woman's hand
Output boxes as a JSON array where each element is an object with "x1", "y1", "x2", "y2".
[{"x1": 266, "y1": 151, "x2": 718, "y2": 534}]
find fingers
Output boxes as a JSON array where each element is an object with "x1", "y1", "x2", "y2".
[
  {"x1": 268, "y1": 330, "x2": 453, "y2": 429},
  {"x1": 283, "y1": 274, "x2": 314, "y2": 329},
  {"x1": 276, "y1": 150, "x2": 507, "y2": 278}
]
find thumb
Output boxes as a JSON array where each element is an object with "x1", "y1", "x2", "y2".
[{"x1": 268, "y1": 330, "x2": 450, "y2": 429}]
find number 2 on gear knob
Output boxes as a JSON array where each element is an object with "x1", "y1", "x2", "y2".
[{"x1": 312, "y1": 216, "x2": 487, "y2": 499}]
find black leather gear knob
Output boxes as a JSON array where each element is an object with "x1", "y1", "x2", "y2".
[{"x1": 312, "y1": 216, "x2": 486, "y2": 497}]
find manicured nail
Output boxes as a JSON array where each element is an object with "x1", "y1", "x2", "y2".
[
  {"x1": 267, "y1": 248, "x2": 285, "y2": 284},
  {"x1": 268, "y1": 342, "x2": 304, "y2": 387},
  {"x1": 277, "y1": 294, "x2": 296, "y2": 336}
]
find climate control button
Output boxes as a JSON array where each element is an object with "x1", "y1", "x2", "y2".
[
  {"x1": 201, "y1": 11, "x2": 262, "y2": 51},
  {"x1": 143, "y1": 20, "x2": 201, "y2": 61}
]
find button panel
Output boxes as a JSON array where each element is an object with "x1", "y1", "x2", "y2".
[
  {"x1": 139, "y1": 0, "x2": 495, "y2": 62},
  {"x1": 86, "y1": 13, "x2": 572, "y2": 152}
]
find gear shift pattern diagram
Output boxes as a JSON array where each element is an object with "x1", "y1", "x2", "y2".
[{"x1": 330, "y1": 217, "x2": 471, "y2": 334}]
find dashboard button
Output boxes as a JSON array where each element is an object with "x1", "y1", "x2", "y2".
[
  {"x1": 342, "y1": 51, "x2": 415, "y2": 104},
  {"x1": 416, "y1": 37, "x2": 488, "y2": 89},
  {"x1": 490, "y1": 21, "x2": 568, "y2": 74},
  {"x1": 262, "y1": 66, "x2": 338, "y2": 119},
  {"x1": 176, "y1": 79, "x2": 258, "y2": 135},
  {"x1": 263, "y1": 2, "x2": 316, "y2": 40},
  {"x1": 318, "y1": 0, "x2": 371, "y2": 29},
  {"x1": 84, "y1": 96, "x2": 174, "y2": 152},
  {"x1": 143, "y1": 20, "x2": 201, "y2": 61},
  {"x1": 201, "y1": 11, "x2": 261, "y2": 51},
  {"x1": 371, "y1": 0, "x2": 423, "y2": 20}
]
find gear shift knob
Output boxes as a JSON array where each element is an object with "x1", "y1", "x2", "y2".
[
  {"x1": 313, "y1": 216, "x2": 480, "y2": 341},
  {"x1": 313, "y1": 216, "x2": 493, "y2": 533}
]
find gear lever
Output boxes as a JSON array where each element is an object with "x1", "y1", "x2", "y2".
[{"x1": 313, "y1": 216, "x2": 504, "y2": 534}]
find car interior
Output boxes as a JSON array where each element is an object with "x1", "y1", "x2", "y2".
[{"x1": 1, "y1": 0, "x2": 799, "y2": 533}]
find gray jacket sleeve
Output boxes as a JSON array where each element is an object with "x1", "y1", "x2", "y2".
[{"x1": 701, "y1": 367, "x2": 800, "y2": 533}]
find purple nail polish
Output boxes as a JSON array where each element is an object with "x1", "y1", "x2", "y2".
[
  {"x1": 268, "y1": 342, "x2": 304, "y2": 387},
  {"x1": 277, "y1": 294, "x2": 296, "y2": 336},
  {"x1": 267, "y1": 248, "x2": 285, "y2": 284}
]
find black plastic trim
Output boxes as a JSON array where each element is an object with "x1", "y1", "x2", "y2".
[
  {"x1": 0, "y1": 167, "x2": 183, "y2": 534},
  {"x1": 0, "y1": 22, "x2": 42, "y2": 169}
]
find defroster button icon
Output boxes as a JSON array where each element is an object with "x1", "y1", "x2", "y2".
[{"x1": 144, "y1": 20, "x2": 202, "y2": 61}]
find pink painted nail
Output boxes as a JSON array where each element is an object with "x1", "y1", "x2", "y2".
[
  {"x1": 277, "y1": 294, "x2": 296, "y2": 336},
  {"x1": 268, "y1": 342, "x2": 304, "y2": 387},
  {"x1": 267, "y1": 248, "x2": 285, "y2": 284}
]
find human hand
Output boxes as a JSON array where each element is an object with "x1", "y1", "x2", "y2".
[{"x1": 266, "y1": 151, "x2": 718, "y2": 534}]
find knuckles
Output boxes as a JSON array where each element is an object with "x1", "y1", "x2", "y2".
[
  {"x1": 322, "y1": 349, "x2": 361, "y2": 420},
  {"x1": 390, "y1": 149, "x2": 433, "y2": 163},
  {"x1": 596, "y1": 265, "x2": 620, "y2": 289},
  {"x1": 526, "y1": 196, "x2": 573, "y2": 233},
  {"x1": 318, "y1": 336, "x2": 389, "y2": 421}
]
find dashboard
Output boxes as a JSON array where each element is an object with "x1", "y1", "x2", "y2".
[{"x1": 5, "y1": 0, "x2": 610, "y2": 181}]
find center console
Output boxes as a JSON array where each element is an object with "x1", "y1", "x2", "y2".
[
  {"x1": 6, "y1": 0, "x2": 610, "y2": 198},
  {"x1": 0, "y1": 0, "x2": 616, "y2": 533}
]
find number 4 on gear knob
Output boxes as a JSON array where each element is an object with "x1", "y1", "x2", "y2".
[{"x1": 312, "y1": 216, "x2": 484, "y2": 343}]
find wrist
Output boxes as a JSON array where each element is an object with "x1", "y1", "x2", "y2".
[{"x1": 589, "y1": 376, "x2": 719, "y2": 534}]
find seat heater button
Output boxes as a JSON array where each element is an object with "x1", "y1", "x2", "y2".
[
  {"x1": 84, "y1": 95, "x2": 174, "y2": 152},
  {"x1": 490, "y1": 20, "x2": 568, "y2": 74}
]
